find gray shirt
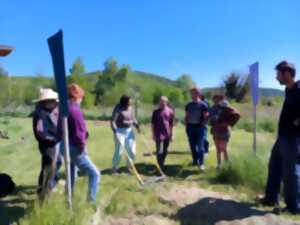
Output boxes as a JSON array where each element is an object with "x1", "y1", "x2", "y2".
[
  {"x1": 185, "y1": 101, "x2": 208, "y2": 125},
  {"x1": 111, "y1": 104, "x2": 138, "y2": 131}
]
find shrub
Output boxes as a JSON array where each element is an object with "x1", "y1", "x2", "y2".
[
  {"x1": 235, "y1": 119, "x2": 253, "y2": 132},
  {"x1": 258, "y1": 120, "x2": 276, "y2": 133},
  {"x1": 215, "y1": 152, "x2": 268, "y2": 192}
]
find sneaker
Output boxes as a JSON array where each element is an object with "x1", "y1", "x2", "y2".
[
  {"x1": 127, "y1": 167, "x2": 133, "y2": 175},
  {"x1": 199, "y1": 165, "x2": 205, "y2": 172},
  {"x1": 111, "y1": 168, "x2": 119, "y2": 175},
  {"x1": 272, "y1": 207, "x2": 288, "y2": 215},
  {"x1": 255, "y1": 195, "x2": 278, "y2": 206}
]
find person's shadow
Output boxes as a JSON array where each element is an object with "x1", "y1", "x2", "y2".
[
  {"x1": 175, "y1": 197, "x2": 267, "y2": 225},
  {"x1": 0, "y1": 185, "x2": 36, "y2": 225}
]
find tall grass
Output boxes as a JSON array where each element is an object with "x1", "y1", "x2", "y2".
[
  {"x1": 20, "y1": 182, "x2": 95, "y2": 225},
  {"x1": 215, "y1": 152, "x2": 269, "y2": 192}
]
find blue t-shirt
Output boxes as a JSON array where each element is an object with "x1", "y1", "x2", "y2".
[{"x1": 185, "y1": 101, "x2": 208, "y2": 125}]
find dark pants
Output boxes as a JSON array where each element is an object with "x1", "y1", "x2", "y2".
[
  {"x1": 155, "y1": 139, "x2": 170, "y2": 169},
  {"x1": 38, "y1": 145, "x2": 61, "y2": 190},
  {"x1": 265, "y1": 136, "x2": 300, "y2": 213},
  {"x1": 186, "y1": 124, "x2": 205, "y2": 166}
]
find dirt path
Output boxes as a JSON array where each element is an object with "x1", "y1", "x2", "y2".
[{"x1": 97, "y1": 184, "x2": 300, "y2": 225}]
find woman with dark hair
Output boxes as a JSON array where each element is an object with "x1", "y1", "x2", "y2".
[{"x1": 111, "y1": 95, "x2": 140, "y2": 173}]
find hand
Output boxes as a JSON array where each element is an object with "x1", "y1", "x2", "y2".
[{"x1": 293, "y1": 119, "x2": 300, "y2": 126}]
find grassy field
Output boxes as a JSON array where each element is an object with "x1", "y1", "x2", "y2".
[{"x1": 0, "y1": 117, "x2": 299, "y2": 225}]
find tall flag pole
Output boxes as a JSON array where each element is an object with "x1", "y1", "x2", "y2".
[
  {"x1": 47, "y1": 30, "x2": 72, "y2": 209},
  {"x1": 249, "y1": 62, "x2": 259, "y2": 154}
]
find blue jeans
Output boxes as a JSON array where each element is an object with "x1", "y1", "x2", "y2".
[
  {"x1": 186, "y1": 124, "x2": 206, "y2": 166},
  {"x1": 63, "y1": 145, "x2": 101, "y2": 202},
  {"x1": 265, "y1": 136, "x2": 300, "y2": 213}
]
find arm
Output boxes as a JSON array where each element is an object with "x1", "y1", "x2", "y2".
[
  {"x1": 69, "y1": 112, "x2": 88, "y2": 150},
  {"x1": 110, "y1": 106, "x2": 119, "y2": 133},
  {"x1": 151, "y1": 111, "x2": 156, "y2": 140},
  {"x1": 35, "y1": 118, "x2": 58, "y2": 145},
  {"x1": 131, "y1": 107, "x2": 140, "y2": 132},
  {"x1": 220, "y1": 107, "x2": 241, "y2": 127},
  {"x1": 170, "y1": 111, "x2": 175, "y2": 140},
  {"x1": 200, "y1": 104, "x2": 209, "y2": 127}
]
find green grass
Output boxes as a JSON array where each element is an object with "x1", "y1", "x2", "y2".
[{"x1": 0, "y1": 118, "x2": 299, "y2": 224}]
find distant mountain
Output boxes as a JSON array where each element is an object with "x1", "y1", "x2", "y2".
[
  {"x1": 202, "y1": 87, "x2": 284, "y2": 97},
  {"x1": 259, "y1": 88, "x2": 284, "y2": 97}
]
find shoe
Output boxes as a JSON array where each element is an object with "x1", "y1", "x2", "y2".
[
  {"x1": 111, "y1": 168, "x2": 119, "y2": 174},
  {"x1": 199, "y1": 165, "x2": 205, "y2": 172},
  {"x1": 127, "y1": 167, "x2": 133, "y2": 175},
  {"x1": 272, "y1": 207, "x2": 293, "y2": 215},
  {"x1": 256, "y1": 195, "x2": 278, "y2": 206}
]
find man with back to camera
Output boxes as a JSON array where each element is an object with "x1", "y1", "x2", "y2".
[{"x1": 259, "y1": 61, "x2": 300, "y2": 215}]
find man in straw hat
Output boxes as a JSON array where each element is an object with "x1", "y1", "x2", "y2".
[
  {"x1": 151, "y1": 96, "x2": 175, "y2": 171},
  {"x1": 185, "y1": 87, "x2": 209, "y2": 171},
  {"x1": 258, "y1": 61, "x2": 300, "y2": 215},
  {"x1": 32, "y1": 88, "x2": 61, "y2": 198}
]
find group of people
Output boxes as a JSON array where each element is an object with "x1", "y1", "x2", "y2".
[
  {"x1": 32, "y1": 60, "x2": 300, "y2": 215},
  {"x1": 32, "y1": 82, "x2": 240, "y2": 203},
  {"x1": 33, "y1": 84, "x2": 100, "y2": 203},
  {"x1": 108, "y1": 86, "x2": 241, "y2": 175}
]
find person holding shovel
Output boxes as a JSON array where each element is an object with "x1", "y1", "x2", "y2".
[
  {"x1": 65, "y1": 83, "x2": 100, "y2": 203},
  {"x1": 32, "y1": 88, "x2": 61, "y2": 197},
  {"x1": 185, "y1": 87, "x2": 209, "y2": 171},
  {"x1": 111, "y1": 95, "x2": 141, "y2": 174},
  {"x1": 151, "y1": 96, "x2": 175, "y2": 171},
  {"x1": 209, "y1": 94, "x2": 240, "y2": 169}
]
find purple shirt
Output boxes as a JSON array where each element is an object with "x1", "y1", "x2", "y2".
[
  {"x1": 151, "y1": 106, "x2": 174, "y2": 141},
  {"x1": 68, "y1": 101, "x2": 88, "y2": 151}
]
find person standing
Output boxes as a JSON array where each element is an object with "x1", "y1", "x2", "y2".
[
  {"x1": 66, "y1": 84, "x2": 100, "y2": 203},
  {"x1": 259, "y1": 61, "x2": 300, "y2": 214},
  {"x1": 151, "y1": 96, "x2": 175, "y2": 171},
  {"x1": 209, "y1": 94, "x2": 240, "y2": 169},
  {"x1": 185, "y1": 87, "x2": 209, "y2": 171},
  {"x1": 111, "y1": 95, "x2": 140, "y2": 174},
  {"x1": 32, "y1": 88, "x2": 61, "y2": 197}
]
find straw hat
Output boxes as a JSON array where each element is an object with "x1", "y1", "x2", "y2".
[
  {"x1": 33, "y1": 88, "x2": 58, "y2": 103},
  {"x1": 0, "y1": 45, "x2": 14, "y2": 57}
]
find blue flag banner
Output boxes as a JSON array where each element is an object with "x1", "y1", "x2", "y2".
[
  {"x1": 249, "y1": 62, "x2": 259, "y2": 106},
  {"x1": 48, "y1": 30, "x2": 69, "y2": 116}
]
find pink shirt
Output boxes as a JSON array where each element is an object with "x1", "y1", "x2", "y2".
[{"x1": 151, "y1": 106, "x2": 174, "y2": 141}]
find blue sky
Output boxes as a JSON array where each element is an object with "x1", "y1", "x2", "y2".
[{"x1": 1, "y1": 0, "x2": 300, "y2": 89}]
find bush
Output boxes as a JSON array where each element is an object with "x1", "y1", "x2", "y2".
[
  {"x1": 235, "y1": 119, "x2": 253, "y2": 132},
  {"x1": 215, "y1": 152, "x2": 268, "y2": 192},
  {"x1": 258, "y1": 120, "x2": 276, "y2": 133}
]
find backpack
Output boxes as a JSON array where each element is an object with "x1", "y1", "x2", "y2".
[{"x1": 0, "y1": 173, "x2": 16, "y2": 198}]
